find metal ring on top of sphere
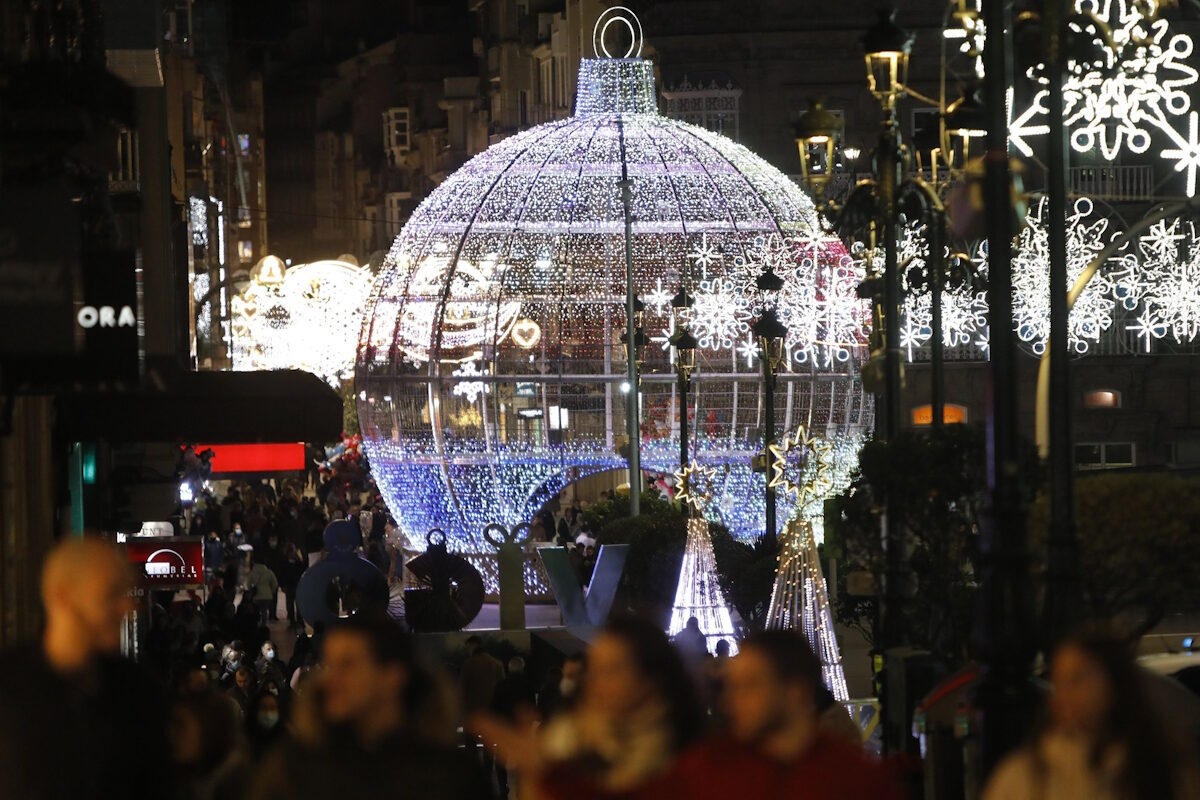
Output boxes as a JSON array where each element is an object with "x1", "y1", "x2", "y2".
[{"x1": 593, "y1": 6, "x2": 643, "y2": 59}]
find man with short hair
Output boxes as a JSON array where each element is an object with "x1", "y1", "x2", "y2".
[
  {"x1": 0, "y1": 537, "x2": 172, "y2": 799},
  {"x1": 250, "y1": 616, "x2": 487, "y2": 799},
  {"x1": 668, "y1": 629, "x2": 902, "y2": 799}
]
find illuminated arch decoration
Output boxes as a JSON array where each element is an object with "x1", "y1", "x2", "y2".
[
  {"x1": 1010, "y1": 0, "x2": 1200, "y2": 194},
  {"x1": 231, "y1": 258, "x2": 374, "y2": 385},
  {"x1": 355, "y1": 15, "x2": 873, "y2": 581}
]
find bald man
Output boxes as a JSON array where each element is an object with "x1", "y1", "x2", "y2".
[{"x1": 0, "y1": 537, "x2": 172, "y2": 799}]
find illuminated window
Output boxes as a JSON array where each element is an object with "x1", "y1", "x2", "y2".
[
  {"x1": 238, "y1": 241, "x2": 253, "y2": 262},
  {"x1": 384, "y1": 107, "x2": 410, "y2": 153},
  {"x1": 1083, "y1": 389, "x2": 1121, "y2": 409},
  {"x1": 911, "y1": 404, "x2": 967, "y2": 425},
  {"x1": 1075, "y1": 442, "x2": 1135, "y2": 469},
  {"x1": 237, "y1": 134, "x2": 250, "y2": 157}
]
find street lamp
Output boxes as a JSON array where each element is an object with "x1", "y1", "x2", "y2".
[
  {"x1": 861, "y1": 8, "x2": 914, "y2": 112},
  {"x1": 944, "y1": 82, "x2": 988, "y2": 172},
  {"x1": 753, "y1": 304, "x2": 788, "y2": 541},
  {"x1": 670, "y1": 319, "x2": 699, "y2": 515},
  {"x1": 794, "y1": 98, "x2": 844, "y2": 196}
]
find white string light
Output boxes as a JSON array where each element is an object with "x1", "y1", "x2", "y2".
[
  {"x1": 1012, "y1": 1, "x2": 1200, "y2": 194},
  {"x1": 356, "y1": 53, "x2": 873, "y2": 560},
  {"x1": 231, "y1": 258, "x2": 373, "y2": 385}
]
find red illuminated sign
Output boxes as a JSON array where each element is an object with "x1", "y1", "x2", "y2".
[
  {"x1": 192, "y1": 443, "x2": 306, "y2": 475},
  {"x1": 126, "y1": 537, "x2": 204, "y2": 588}
]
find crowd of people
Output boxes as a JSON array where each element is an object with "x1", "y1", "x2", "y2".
[{"x1": 3, "y1": 527, "x2": 1200, "y2": 799}]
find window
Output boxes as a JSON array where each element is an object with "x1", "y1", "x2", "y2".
[
  {"x1": 911, "y1": 404, "x2": 968, "y2": 425},
  {"x1": 1083, "y1": 389, "x2": 1121, "y2": 409},
  {"x1": 237, "y1": 134, "x2": 250, "y2": 157},
  {"x1": 662, "y1": 77, "x2": 743, "y2": 140},
  {"x1": 1075, "y1": 442, "x2": 1135, "y2": 469},
  {"x1": 238, "y1": 241, "x2": 254, "y2": 263},
  {"x1": 539, "y1": 59, "x2": 553, "y2": 107},
  {"x1": 383, "y1": 107, "x2": 410, "y2": 154}
]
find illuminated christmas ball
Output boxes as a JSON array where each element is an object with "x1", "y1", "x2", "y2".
[{"x1": 356, "y1": 48, "x2": 872, "y2": 574}]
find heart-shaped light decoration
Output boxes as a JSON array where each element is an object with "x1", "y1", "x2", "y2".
[{"x1": 512, "y1": 318, "x2": 542, "y2": 349}]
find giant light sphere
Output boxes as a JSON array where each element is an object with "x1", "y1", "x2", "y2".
[{"x1": 356, "y1": 22, "x2": 872, "y2": 573}]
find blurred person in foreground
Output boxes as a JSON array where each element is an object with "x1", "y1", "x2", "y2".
[
  {"x1": 171, "y1": 688, "x2": 249, "y2": 800},
  {"x1": 667, "y1": 629, "x2": 902, "y2": 800},
  {"x1": 983, "y1": 630, "x2": 1199, "y2": 800},
  {"x1": 0, "y1": 537, "x2": 172, "y2": 799},
  {"x1": 472, "y1": 616, "x2": 704, "y2": 798},
  {"x1": 250, "y1": 614, "x2": 488, "y2": 799}
]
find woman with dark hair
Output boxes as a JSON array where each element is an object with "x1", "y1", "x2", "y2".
[
  {"x1": 472, "y1": 615, "x2": 703, "y2": 798},
  {"x1": 984, "y1": 630, "x2": 1199, "y2": 799}
]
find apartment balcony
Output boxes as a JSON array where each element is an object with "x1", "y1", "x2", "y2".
[{"x1": 1070, "y1": 164, "x2": 1155, "y2": 201}]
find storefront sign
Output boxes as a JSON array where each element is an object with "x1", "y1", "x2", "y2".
[{"x1": 125, "y1": 537, "x2": 203, "y2": 588}]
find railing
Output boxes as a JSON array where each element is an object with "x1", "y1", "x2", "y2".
[{"x1": 1070, "y1": 164, "x2": 1155, "y2": 201}]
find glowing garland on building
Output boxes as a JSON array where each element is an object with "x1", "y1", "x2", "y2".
[
  {"x1": 231, "y1": 259, "x2": 374, "y2": 385},
  {"x1": 1009, "y1": 1, "x2": 1200, "y2": 195},
  {"x1": 356, "y1": 25, "x2": 874, "y2": 563}
]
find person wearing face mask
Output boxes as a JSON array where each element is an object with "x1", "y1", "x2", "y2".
[
  {"x1": 256, "y1": 640, "x2": 287, "y2": 688},
  {"x1": 539, "y1": 652, "x2": 586, "y2": 720},
  {"x1": 247, "y1": 691, "x2": 286, "y2": 757},
  {"x1": 0, "y1": 538, "x2": 173, "y2": 799}
]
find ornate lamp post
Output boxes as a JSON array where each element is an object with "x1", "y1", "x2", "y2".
[
  {"x1": 670, "y1": 309, "x2": 698, "y2": 516},
  {"x1": 753, "y1": 287, "x2": 788, "y2": 541},
  {"x1": 620, "y1": 298, "x2": 648, "y2": 513},
  {"x1": 671, "y1": 285, "x2": 697, "y2": 472}
]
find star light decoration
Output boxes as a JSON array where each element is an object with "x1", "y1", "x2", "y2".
[
  {"x1": 674, "y1": 459, "x2": 718, "y2": 512},
  {"x1": 1010, "y1": 0, "x2": 1200, "y2": 195},
  {"x1": 768, "y1": 425, "x2": 836, "y2": 511}
]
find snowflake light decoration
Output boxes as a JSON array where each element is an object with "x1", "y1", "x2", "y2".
[
  {"x1": 644, "y1": 278, "x2": 674, "y2": 316},
  {"x1": 1011, "y1": 1, "x2": 1200, "y2": 194},
  {"x1": 1012, "y1": 197, "x2": 1115, "y2": 355},
  {"x1": 1119, "y1": 218, "x2": 1200, "y2": 350},
  {"x1": 895, "y1": 226, "x2": 989, "y2": 361},
  {"x1": 451, "y1": 359, "x2": 490, "y2": 403},
  {"x1": 689, "y1": 271, "x2": 753, "y2": 351},
  {"x1": 777, "y1": 240, "x2": 872, "y2": 368},
  {"x1": 689, "y1": 232, "x2": 723, "y2": 273}
]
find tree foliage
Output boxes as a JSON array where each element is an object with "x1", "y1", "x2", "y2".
[
  {"x1": 1029, "y1": 471, "x2": 1200, "y2": 639},
  {"x1": 710, "y1": 527, "x2": 779, "y2": 632},
  {"x1": 593, "y1": 496, "x2": 686, "y2": 626},
  {"x1": 827, "y1": 426, "x2": 999, "y2": 663}
]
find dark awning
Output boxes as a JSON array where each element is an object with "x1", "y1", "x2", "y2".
[{"x1": 56, "y1": 368, "x2": 344, "y2": 443}]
